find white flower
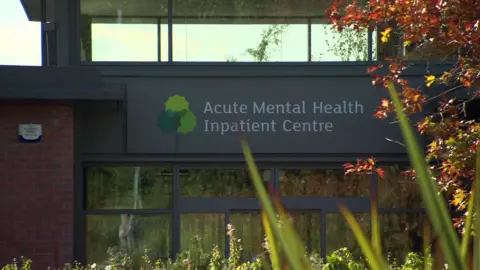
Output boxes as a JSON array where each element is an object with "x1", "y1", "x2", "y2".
[
  {"x1": 90, "y1": 263, "x2": 97, "y2": 269},
  {"x1": 105, "y1": 265, "x2": 112, "y2": 270}
]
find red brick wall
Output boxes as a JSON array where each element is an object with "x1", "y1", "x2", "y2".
[{"x1": 0, "y1": 102, "x2": 74, "y2": 269}]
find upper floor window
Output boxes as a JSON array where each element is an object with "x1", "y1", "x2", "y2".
[
  {"x1": 374, "y1": 26, "x2": 458, "y2": 62},
  {"x1": 0, "y1": 0, "x2": 41, "y2": 66},
  {"x1": 80, "y1": 0, "x2": 169, "y2": 62},
  {"x1": 79, "y1": 0, "x2": 371, "y2": 62}
]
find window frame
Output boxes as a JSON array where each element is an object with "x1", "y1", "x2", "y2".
[
  {"x1": 78, "y1": 161, "x2": 425, "y2": 263},
  {"x1": 76, "y1": 0, "x2": 375, "y2": 64}
]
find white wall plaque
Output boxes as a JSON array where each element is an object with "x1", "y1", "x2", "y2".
[{"x1": 18, "y1": 124, "x2": 43, "y2": 142}]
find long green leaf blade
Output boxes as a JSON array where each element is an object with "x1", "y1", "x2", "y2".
[
  {"x1": 271, "y1": 198, "x2": 311, "y2": 269},
  {"x1": 339, "y1": 203, "x2": 390, "y2": 270},
  {"x1": 461, "y1": 184, "x2": 475, "y2": 263},
  {"x1": 387, "y1": 81, "x2": 465, "y2": 270},
  {"x1": 241, "y1": 139, "x2": 311, "y2": 270},
  {"x1": 371, "y1": 190, "x2": 382, "y2": 257},
  {"x1": 424, "y1": 219, "x2": 432, "y2": 270},
  {"x1": 262, "y1": 211, "x2": 281, "y2": 270},
  {"x1": 474, "y1": 146, "x2": 480, "y2": 270}
]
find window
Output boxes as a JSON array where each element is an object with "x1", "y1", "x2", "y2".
[
  {"x1": 80, "y1": 0, "x2": 169, "y2": 62},
  {"x1": 374, "y1": 26, "x2": 458, "y2": 62},
  {"x1": 180, "y1": 213, "x2": 226, "y2": 252},
  {"x1": 289, "y1": 210, "x2": 322, "y2": 254},
  {"x1": 79, "y1": 0, "x2": 372, "y2": 62},
  {"x1": 378, "y1": 165, "x2": 422, "y2": 208},
  {"x1": 279, "y1": 169, "x2": 370, "y2": 197},
  {"x1": 380, "y1": 213, "x2": 430, "y2": 262},
  {"x1": 311, "y1": 23, "x2": 370, "y2": 62},
  {"x1": 85, "y1": 214, "x2": 172, "y2": 264},
  {"x1": 86, "y1": 166, "x2": 173, "y2": 209},
  {"x1": 172, "y1": 0, "x2": 313, "y2": 62},
  {"x1": 82, "y1": 164, "x2": 426, "y2": 263},
  {"x1": 326, "y1": 213, "x2": 370, "y2": 257},
  {"x1": 180, "y1": 169, "x2": 271, "y2": 197},
  {"x1": 230, "y1": 212, "x2": 263, "y2": 260},
  {"x1": 84, "y1": 166, "x2": 173, "y2": 264}
]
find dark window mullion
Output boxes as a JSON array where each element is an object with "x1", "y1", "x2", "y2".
[
  {"x1": 320, "y1": 211, "x2": 326, "y2": 259},
  {"x1": 168, "y1": 0, "x2": 173, "y2": 62},
  {"x1": 173, "y1": 165, "x2": 180, "y2": 257},
  {"x1": 84, "y1": 209, "x2": 173, "y2": 215},
  {"x1": 158, "y1": 17, "x2": 162, "y2": 62}
]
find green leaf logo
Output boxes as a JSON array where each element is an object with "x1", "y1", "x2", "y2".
[{"x1": 158, "y1": 95, "x2": 197, "y2": 134}]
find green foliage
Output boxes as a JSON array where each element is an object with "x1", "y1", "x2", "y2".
[
  {"x1": 323, "y1": 26, "x2": 369, "y2": 61},
  {"x1": 246, "y1": 24, "x2": 288, "y2": 62},
  {"x1": 227, "y1": 224, "x2": 242, "y2": 269},
  {"x1": 1, "y1": 247, "x2": 449, "y2": 270},
  {"x1": 322, "y1": 248, "x2": 366, "y2": 270}
]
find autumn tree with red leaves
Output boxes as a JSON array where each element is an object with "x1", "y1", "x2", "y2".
[{"x1": 327, "y1": 0, "x2": 480, "y2": 232}]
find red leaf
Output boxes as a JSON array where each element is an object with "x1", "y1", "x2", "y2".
[
  {"x1": 376, "y1": 168, "x2": 386, "y2": 179},
  {"x1": 367, "y1": 64, "x2": 383, "y2": 73}
]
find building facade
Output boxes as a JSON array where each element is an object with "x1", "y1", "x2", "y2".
[{"x1": 0, "y1": 0, "x2": 457, "y2": 268}]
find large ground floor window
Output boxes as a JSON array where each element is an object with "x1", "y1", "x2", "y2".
[{"x1": 81, "y1": 164, "x2": 424, "y2": 265}]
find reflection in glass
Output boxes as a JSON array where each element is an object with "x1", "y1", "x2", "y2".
[
  {"x1": 172, "y1": 0, "x2": 334, "y2": 62},
  {"x1": 326, "y1": 213, "x2": 371, "y2": 257},
  {"x1": 374, "y1": 27, "x2": 457, "y2": 61},
  {"x1": 381, "y1": 213, "x2": 428, "y2": 262},
  {"x1": 86, "y1": 166, "x2": 173, "y2": 209},
  {"x1": 180, "y1": 213, "x2": 226, "y2": 252},
  {"x1": 289, "y1": 211, "x2": 321, "y2": 254},
  {"x1": 379, "y1": 166, "x2": 422, "y2": 208},
  {"x1": 172, "y1": 22, "x2": 308, "y2": 62},
  {"x1": 180, "y1": 169, "x2": 271, "y2": 197},
  {"x1": 279, "y1": 169, "x2": 370, "y2": 197},
  {"x1": 311, "y1": 23, "x2": 369, "y2": 61},
  {"x1": 85, "y1": 214, "x2": 172, "y2": 264},
  {"x1": 230, "y1": 212, "x2": 263, "y2": 260},
  {"x1": 80, "y1": 0, "x2": 169, "y2": 61}
]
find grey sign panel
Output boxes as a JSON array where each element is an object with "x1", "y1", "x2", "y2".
[{"x1": 127, "y1": 76, "x2": 407, "y2": 154}]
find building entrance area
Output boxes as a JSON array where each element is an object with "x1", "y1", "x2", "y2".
[{"x1": 81, "y1": 163, "x2": 425, "y2": 264}]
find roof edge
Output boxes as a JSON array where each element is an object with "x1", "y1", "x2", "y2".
[{"x1": 19, "y1": 0, "x2": 33, "y2": 21}]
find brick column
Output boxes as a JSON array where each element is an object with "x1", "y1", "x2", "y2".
[{"x1": 0, "y1": 102, "x2": 74, "y2": 269}]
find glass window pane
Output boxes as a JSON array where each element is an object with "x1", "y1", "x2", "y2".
[
  {"x1": 85, "y1": 214, "x2": 172, "y2": 264},
  {"x1": 172, "y1": 0, "x2": 323, "y2": 62},
  {"x1": 374, "y1": 27, "x2": 457, "y2": 61},
  {"x1": 86, "y1": 166, "x2": 173, "y2": 209},
  {"x1": 289, "y1": 211, "x2": 321, "y2": 254},
  {"x1": 326, "y1": 213, "x2": 370, "y2": 257},
  {"x1": 380, "y1": 213, "x2": 428, "y2": 262},
  {"x1": 279, "y1": 169, "x2": 370, "y2": 197},
  {"x1": 80, "y1": 0, "x2": 168, "y2": 62},
  {"x1": 180, "y1": 213, "x2": 226, "y2": 252},
  {"x1": 311, "y1": 24, "x2": 369, "y2": 62},
  {"x1": 379, "y1": 165, "x2": 422, "y2": 208},
  {"x1": 180, "y1": 169, "x2": 271, "y2": 197},
  {"x1": 230, "y1": 212, "x2": 263, "y2": 261}
]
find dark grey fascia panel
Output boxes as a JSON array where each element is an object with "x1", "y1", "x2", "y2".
[
  {"x1": 0, "y1": 66, "x2": 125, "y2": 101},
  {"x1": 91, "y1": 62, "x2": 454, "y2": 78},
  {"x1": 20, "y1": 0, "x2": 55, "y2": 21},
  {"x1": 126, "y1": 76, "x2": 420, "y2": 155}
]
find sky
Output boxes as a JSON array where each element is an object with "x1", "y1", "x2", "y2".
[
  {"x1": 0, "y1": 0, "x2": 372, "y2": 64},
  {"x1": 0, "y1": 0, "x2": 41, "y2": 66}
]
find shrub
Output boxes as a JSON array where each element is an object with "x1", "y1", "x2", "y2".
[{"x1": 0, "y1": 224, "x2": 445, "y2": 270}]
